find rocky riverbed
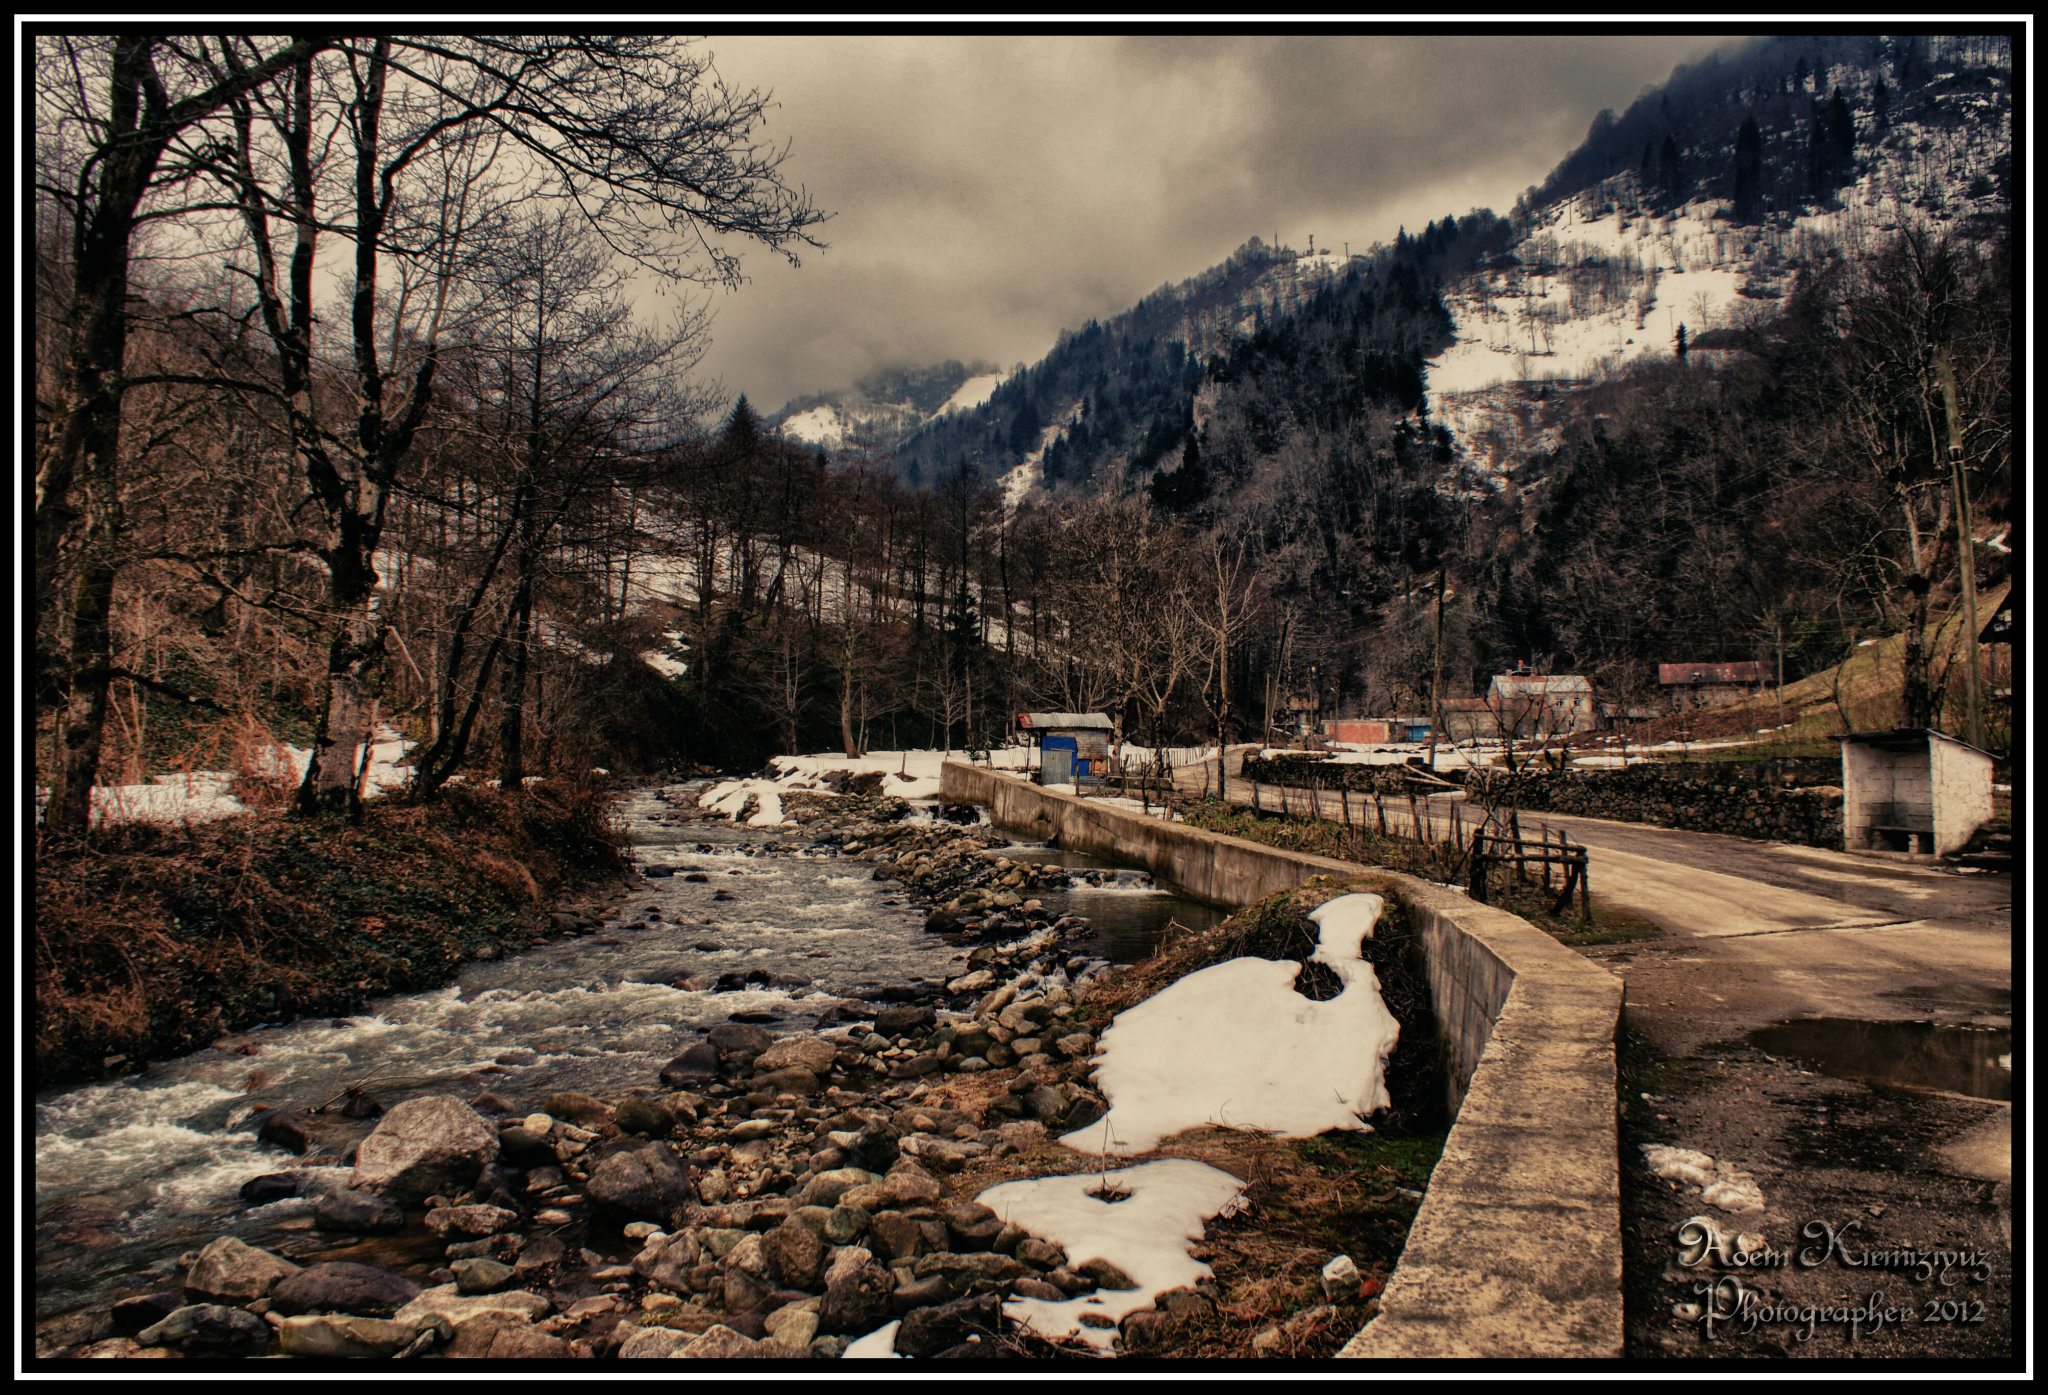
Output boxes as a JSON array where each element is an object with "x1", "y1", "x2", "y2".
[{"x1": 37, "y1": 782, "x2": 1252, "y2": 1362}]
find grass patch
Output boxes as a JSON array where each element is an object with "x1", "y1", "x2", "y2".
[
  {"x1": 33, "y1": 781, "x2": 623, "y2": 1087},
  {"x1": 1178, "y1": 799, "x2": 1659, "y2": 952}
]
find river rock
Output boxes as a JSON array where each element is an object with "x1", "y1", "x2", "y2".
[
  {"x1": 616, "y1": 1324, "x2": 694, "y2": 1359},
  {"x1": 182, "y1": 1236, "x2": 301, "y2": 1303},
  {"x1": 270, "y1": 1261, "x2": 421, "y2": 1317},
  {"x1": 793, "y1": 1167, "x2": 879, "y2": 1208},
  {"x1": 632, "y1": 1230, "x2": 702, "y2": 1292},
  {"x1": 817, "y1": 1247, "x2": 894, "y2": 1334},
  {"x1": 659, "y1": 1043, "x2": 721, "y2": 1085},
  {"x1": 873, "y1": 1005, "x2": 935, "y2": 1037},
  {"x1": 451, "y1": 1258, "x2": 515, "y2": 1295},
  {"x1": 708, "y1": 1023, "x2": 773, "y2": 1062},
  {"x1": 110, "y1": 1291, "x2": 183, "y2": 1336},
  {"x1": 678, "y1": 1324, "x2": 794, "y2": 1358},
  {"x1": 763, "y1": 1304, "x2": 819, "y2": 1348},
  {"x1": 393, "y1": 1284, "x2": 550, "y2": 1334},
  {"x1": 541, "y1": 1091, "x2": 614, "y2": 1129},
  {"x1": 614, "y1": 1096, "x2": 676, "y2": 1137},
  {"x1": 350, "y1": 1095, "x2": 499, "y2": 1202},
  {"x1": 275, "y1": 1313, "x2": 430, "y2": 1359},
  {"x1": 137, "y1": 1304, "x2": 272, "y2": 1354},
  {"x1": 893, "y1": 1292, "x2": 1004, "y2": 1358},
  {"x1": 444, "y1": 1314, "x2": 569, "y2": 1359},
  {"x1": 761, "y1": 1219, "x2": 825, "y2": 1287},
  {"x1": 754, "y1": 1036, "x2": 837, "y2": 1075},
  {"x1": 912, "y1": 1251, "x2": 1029, "y2": 1290},
  {"x1": 425, "y1": 1203, "x2": 518, "y2": 1239},
  {"x1": 297, "y1": 1168, "x2": 405, "y2": 1232},
  {"x1": 586, "y1": 1141, "x2": 695, "y2": 1220},
  {"x1": 237, "y1": 1172, "x2": 302, "y2": 1205}
]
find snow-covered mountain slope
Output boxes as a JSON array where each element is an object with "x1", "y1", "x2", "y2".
[
  {"x1": 1428, "y1": 42, "x2": 2012, "y2": 485},
  {"x1": 770, "y1": 359, "x2": 1004, "y2": 452}
]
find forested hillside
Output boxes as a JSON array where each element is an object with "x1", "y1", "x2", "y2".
[{"x1": 34, "y1": 33, "x2": 2015, "y2": 827}]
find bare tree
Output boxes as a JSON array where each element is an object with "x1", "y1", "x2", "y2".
[{"x1": 203, "y1": 35, "x2": 824, "y2": 815}]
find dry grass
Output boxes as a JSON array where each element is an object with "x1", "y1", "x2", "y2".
[{"x1": 33, "y1": 781, "x2": 622, "y2": 1084}]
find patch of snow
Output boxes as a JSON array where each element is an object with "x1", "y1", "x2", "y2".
[
  {"x1": 936, "y1": 371, "x2": 1004, "y2": 417},
  {"x1": 780, "y1": 404, "x2": 846, "y2": 447},
  {"x1": 68, "y1": 724, "x2": 417, "y2": 828},
  {"x1": 977, "y1": 1158, "x2": 1246, "y2": 1351},
  {"x1": 1642, "y1": 1143, "x2": 1766, "y2": 1216},
  {"x1": 1060, "y1": 893, "x2": 1398, "y2": 1157},
  {"x1": 843, "y1": 1320, "x2": 903, "y2": 1359},
  {"x1": 1305, "y1": 892, "x2": 1382, "y2": 948}
]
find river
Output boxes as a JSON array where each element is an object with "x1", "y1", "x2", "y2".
[{"x1": 32, "y1": 782, "x2": 1212, "y2": 1332}]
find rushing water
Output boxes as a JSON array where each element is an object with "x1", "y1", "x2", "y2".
[{"x1": 31, "y1": 786, "x2": 968, "y2": 1322}]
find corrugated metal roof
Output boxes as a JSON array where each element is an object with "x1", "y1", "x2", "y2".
[
  {"x1": 1659, "y1": 661, "x2": 1765, "y2": 686},
  {"x1": 1017, "y1": 712, "x2": 1113, "y2": 730}
]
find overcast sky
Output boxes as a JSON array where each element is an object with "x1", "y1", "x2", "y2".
[{"x1": 683, "y1": 34, "x2": 1735, "y2": 414}]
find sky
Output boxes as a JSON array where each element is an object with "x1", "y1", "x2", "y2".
[{"x1": 679, "y1": 33, "x2": 1737, "y2": 415}]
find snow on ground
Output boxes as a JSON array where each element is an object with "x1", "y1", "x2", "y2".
[
  {"x1": 697, "y1": 747, "x2": 1035, "y2": 827},
  {"x1": 1059, "y1": 892, "x2": 1399, "y2": 1158},
  {"x1": 70, "y1": 725, "x2": 417, "y2": 828},
  {"x1": 779, "y1": 404, "x2": 846, "y2": 447},
  {"x1": 935, "y1": 371, "x2": 1004, "y2": 418},
  {"x1": 976, "y1": 1159, "x2": 1247, "y2": 1351},
  {"x1": 842, "y1": 1320, "x2": 903, "y2": 1359},
  {"x1": 999, "y1": 403, "x2": 1082, "y2": 510},
  {"x1": 1642, "y1": 1143, "x2": 1766, "y2": 1215}
]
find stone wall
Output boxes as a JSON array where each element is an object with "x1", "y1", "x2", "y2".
[
  {"x1": 939, "y1": 762, "x2": 1624, "y2": 1359},
  {"x1": 1464, "y1": 758, "x2": 1844, "y2": 847},
  {"x1": 1242, "y1": 753, "x2": 1443, "y2": 796}
]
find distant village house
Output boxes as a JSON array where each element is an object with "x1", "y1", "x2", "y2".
[{"x1": 1659, "y1": 660, "x2": 1767, "y2": 712}]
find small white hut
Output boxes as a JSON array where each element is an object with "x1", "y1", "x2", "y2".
[{"x1": 1841, "y1": 728, "x2": 1994, "y2": 857}]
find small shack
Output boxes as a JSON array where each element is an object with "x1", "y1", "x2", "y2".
[
  {"x1": 1017, "y1": 712, "x2": 1113, "y2": 785},
  {"x1": 1841, "y1": 728, "x2": 1994, "y2": 857}
]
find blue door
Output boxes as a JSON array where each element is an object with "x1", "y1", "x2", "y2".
[{"x1": 1041, "y1": 736, "x2": 1077, "y2": 784}]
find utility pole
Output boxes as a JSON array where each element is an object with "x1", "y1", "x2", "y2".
[
  {"x1": 1936, "y1": 344, "x2": 1986, "y2": 749},
  {"x1": 1428, "y1": 567, "x2": 1446, "y2": 771}
]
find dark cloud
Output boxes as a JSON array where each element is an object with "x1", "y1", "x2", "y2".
[{"x1": 681, "y1": 34, "x2": 1732, "y2": 414}]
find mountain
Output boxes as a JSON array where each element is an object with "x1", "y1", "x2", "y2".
[
  {"x1": 769, "y1": 359, "x2": 1004, "y2": 453},
  {"x1": 888, "y1": 234, "x2": 1436, "y2": 499},
  {"x1": 1429, "y1": 34, "x2": 2014, "y2": 482},
  {"x1": 861, "y1": 34, "x2": 2009, "y2": 510}
]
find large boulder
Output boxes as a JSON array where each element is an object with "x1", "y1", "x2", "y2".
[
  {"x1": 270, "y1": 1261, "x2": 421, "y2": 1317},
  {"x1": 350, "y1": 1095, "x2": 498, "y2": 1203},
  {"x1": 182, "y1": 1236, "x2": 301, "y2": 1304},
  {"x1": 754, "y1": 1036, "x2": 836, "y2": 1076},
  {"x1": 707, "y1": 1023, "x2": 773, "y2": 1062},
  {"x1": 275, "y1": 1313, "x2": 431, "y2": 1359},
  {"x1": 137, "y1": 1304, "x2": 272, "y2": 1354},
  {"x1": 586, "y1": 1141, "x2": 695, "y2": 1221}
]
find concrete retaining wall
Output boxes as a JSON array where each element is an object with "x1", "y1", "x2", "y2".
[{"x1": 939, "y1": 762, "x2": 1624, "y2": 1359}]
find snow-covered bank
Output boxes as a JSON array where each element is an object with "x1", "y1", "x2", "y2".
[
  {"x1": 1058, "y1": 893, "x2": 1398, "y2": 1157},
  {"x1": 53, "y1": 725, "x2": 417, "y2": 828}
]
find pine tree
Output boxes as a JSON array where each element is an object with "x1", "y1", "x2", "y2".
[{"x1": 1733, "y1": 114, "x2": 1765, "y2": 222}]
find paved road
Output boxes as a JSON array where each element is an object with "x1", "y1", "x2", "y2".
[
  {"x1": 1180, "y1": 747, "x2": 2014, "y2": 1357},
  {"x1": 1178, "y1": 746, "x2": 2011, "y2": 1064}
]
